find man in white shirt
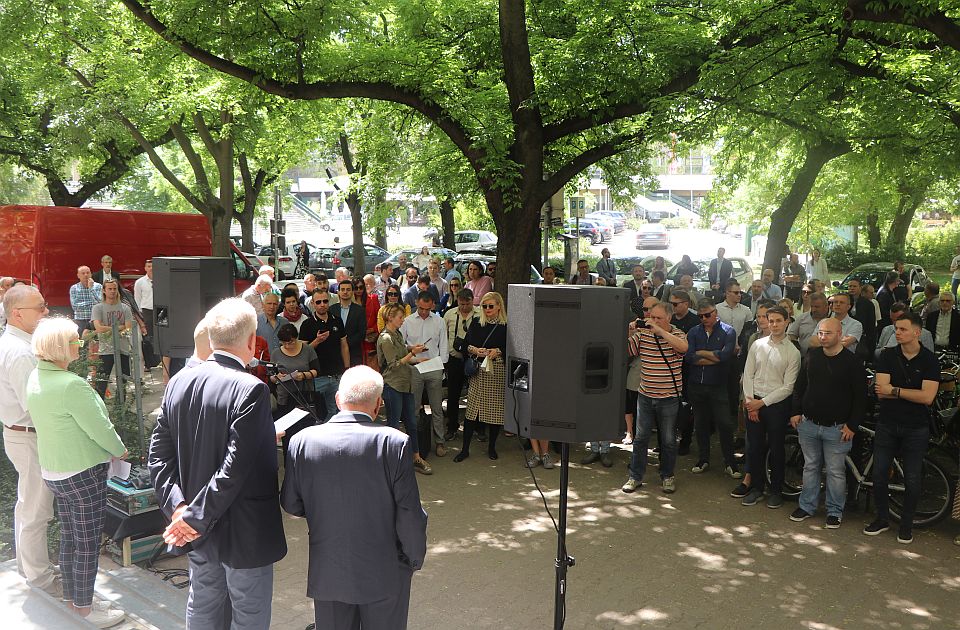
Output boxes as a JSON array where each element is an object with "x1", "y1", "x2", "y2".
[
  {"x1": 134, "y1": 259, "x2": 155, "y2": 337},
  {"x1": 827, "y1": 292, "x2": 863, "y2": 354},
  {"x1": 0, "y1": 276, "x2": 15, "y2": 329},
  {"x1": 242, "y1": 275, "x2": 274, "y2": 316},
  {"x1": 400, "y1": 291, "x2": 449, "y2": 458},
  {"x1": 716, "y1": 280, "x2": 752, "y2": 338},
  {"x1": 741, "y1": 305, "x2": 801, "y2": 509},
  {"x1": 0, "y1": 285, "x2": 59, "y2": 596}
]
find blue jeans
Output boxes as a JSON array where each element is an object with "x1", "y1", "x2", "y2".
[
  {"x1": 588, "y1": 441, "x2": 611, "y2": 454},
  {"x1": 952, "y1": 277, "x2": 960, "y2": 298},
  {"x1": 872, "y1": 421, "x2": 930, "y2": 526},
  {"x1": 630, "y1": 395, "x2": 679, "y2": 481},
  {"x1": 383, "y1": 384, "x2": 418, "y2": 455},
  {"x1": 313, "y1": 375, "x2": 340, "y2": 422},
  {"x1": 797, "y1": 420, "x2": 852, "y2": 518}
]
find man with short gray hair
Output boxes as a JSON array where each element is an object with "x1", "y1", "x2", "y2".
[
  {"x1": 242, "y1": 274, "x2": 274, "y2": 316},
  {"x1": 150, "y1": 297, "x2": 286, "y2": 629},
  {"x1": 0, "y1": 276, "x2": 15, "y2": 328},
  {"x1": 281, "y1": 365, "x2": 428, "y2": 629},
  {"x1": 69, "y1": 265, "x2": 101, "y2": 335},
  {"x1": 0, "y1": 285, "x2": 58, "y2": 596}
]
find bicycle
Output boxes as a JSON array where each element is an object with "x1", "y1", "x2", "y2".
[{"x1": 770, "y1": 424, "x2": 953, "y2": 526}]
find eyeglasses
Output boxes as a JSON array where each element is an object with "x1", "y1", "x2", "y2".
[
  {"x1": 69, "y1": 338, "x2": 85, "y2": 347},
  {"x1": 386, "y1": 292, "x2": 400, "y2": 297},
  {"x1": 481, "y1": 304, "x2": 496, "y2": 310},
  {"x1": 16, "y1": 302, "x2": 48, "y2": 312},
  {"x1": 642, "y1": 306, "x2": 652, "y2": 312},
  {"x1": 641, "y1": 286, "x2": 652, "y2": 291},
  {"x1": 699, "y1": 311, "x2": 716, "y2": 319},
  {"x1": 314, "y1": 299, "x2": 329, "y2": 304}
]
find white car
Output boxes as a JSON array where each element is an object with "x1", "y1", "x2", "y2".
[{"x1": 454, "y1": 230, "x2": 498, "y2": 252}]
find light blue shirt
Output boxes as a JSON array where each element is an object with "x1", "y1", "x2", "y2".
[
  {"x1": 399, "y1": 311, "x2": 449, "y2": 363},
  {"x1": 256, "y1": 314, "x2": 284, "y2": 355},
  {"x1": 762, "y1": 283, "x2": 783, "y2": 301},
  {"x1": 835, "y1": 314, "x2": 863, "y2": 353}
]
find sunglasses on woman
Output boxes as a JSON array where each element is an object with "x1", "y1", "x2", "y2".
[{"x1": 481, "y1": 304, "x2": 496, "y2": 310}]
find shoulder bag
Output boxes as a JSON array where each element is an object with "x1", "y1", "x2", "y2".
[{"x1": 464, "y1": 324, "x2": 498, "y2": 377}]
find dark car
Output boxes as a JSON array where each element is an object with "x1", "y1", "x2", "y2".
[
  {"x1": 559, "y1": 219, "x2": 609, "y2": 245},
  {"x1": 308, "y1": 246, "x2": 340, "y2": 276},
  {"x1": 329, "y1": 243, "x2": 391, "y2": 274},
  {"x1": 833, "y1": 262, "x2": 929, "y2": 294}
]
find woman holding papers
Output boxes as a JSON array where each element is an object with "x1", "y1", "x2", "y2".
[
  {"x1": 377, "y1": 303, "x2": 433, "y2": 475},
  {"x1": 25, "y1": 317, "x2": 126, "y2": 628},
  {"x1": 271, "y1": 323, "x2": 322, "y2": 463}
]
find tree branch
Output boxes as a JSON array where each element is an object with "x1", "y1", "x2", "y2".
[
  {"x1": 844, "y1": 0, "x2": 960, "y2": 52},
  {"x1": 539, "y1": 132, "x2": 646, "y2": 203},
  {"x1": 118, "y1": 0, "x2": 484, "y2": 171},
  {"x1": 170, "y1": 121, "x2": 214, "y2": 204}
]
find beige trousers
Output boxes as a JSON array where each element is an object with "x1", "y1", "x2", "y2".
[{"x1": 3, "y1": 426, "x2": 56, "y2": 588}]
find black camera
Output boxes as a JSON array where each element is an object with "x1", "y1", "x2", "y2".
[{"x1": 635, "y1": 318, "x2": 650, "y2": 329}]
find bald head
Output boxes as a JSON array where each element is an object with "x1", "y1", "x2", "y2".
[{"x1": 816, "y1": 316, "x2": 842, "y2": 351}]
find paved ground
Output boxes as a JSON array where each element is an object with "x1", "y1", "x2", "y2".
[{"x1": 11, "y1": 369, "x2": 958, "y2": 629}]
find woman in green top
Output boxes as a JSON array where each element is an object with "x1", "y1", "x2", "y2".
[
  {"x1": 376, "y1": 303, "x2": 431, "y2": 475},
  {"x1": 26, "y1": 317, "x2": 126, "y2": 628}
]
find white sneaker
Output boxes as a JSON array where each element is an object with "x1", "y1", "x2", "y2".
[
  {"x1": 541, "y1": 453, "x2": 555, "y2": 469},
  {"x1": 526, "y1": 454, "x2": 542, "y2": 468},
  {"x1": 621, "y1": 478, "x2": 642, "y2": 493},
  {"x1": 82, "y1": 606, "x2": 125, "y2": 628},
  {"x1": 622, "y1": 434, "x2": 634, "y2": 445}
]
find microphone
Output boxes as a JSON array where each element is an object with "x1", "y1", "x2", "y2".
[{"x1": 248, "y1": 357, "x2": 279, "y2": 369}]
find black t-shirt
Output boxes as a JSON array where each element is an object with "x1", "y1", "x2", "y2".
[
  {"x1": 671, "y1": 311, "x2": 700, "y2": 334},
  {"x1": 299, "y1": 315, "x2": 346, "y2": 376},
  {"x1": 874, "y1": 345, "x2": 940, "y2": 425}
]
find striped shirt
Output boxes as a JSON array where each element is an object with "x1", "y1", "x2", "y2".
[
  {"x1": 627, "y1": 325, "x2": 686, "y2": 398},
  {"x1": 69, "y1": 281, "x2": 102, "y2": 319}
]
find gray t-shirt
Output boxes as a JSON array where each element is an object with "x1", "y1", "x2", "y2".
[
  {"x1": 91, "y1": 301, "x2": 133, "y2": 354},
  {"x1": 275, "y1": 343, "x2": 320, "y2": 405}
]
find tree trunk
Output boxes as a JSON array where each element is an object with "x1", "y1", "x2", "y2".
[
  {"x1": 762, "y1": 140, "x2": 850, "y2": 279},
  {"x1": 491, "y1": 201, "x2": 540, "y2": 304},
  {"x1": 886, "y1": 180, "x2": 930, "y2": 256},
  {"x1": 439, "y1": 196, "x2": 456, "y2": 250},
  {"x1": 209, "y1": 208, "x2": 232, "y2": 257},
  {"x1": 347, "y1": 190, "x2": 365, "y2": 276},
  {"x1": 865, "y1": 209, "x2": 881, "y2": 253}
]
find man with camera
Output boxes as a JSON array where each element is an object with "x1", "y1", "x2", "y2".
[
  {"x1": 621, "y1": 298, "x2": 688, "y2": 495},
  {"x1": 443, "y1": 288, "x2": 478, "y2": 441},
  {"x1": 298, "y1": 289, "x2": 350, "y2": 421}
]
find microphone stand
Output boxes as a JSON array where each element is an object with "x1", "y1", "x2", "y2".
[{"x1": 553, "y1": 442, "x2": 575, "y2": 630}]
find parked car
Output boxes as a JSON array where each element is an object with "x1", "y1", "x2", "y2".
[
  {"x1": 381, "y1": 247, "x2": 459, "y2": 272},
  {"x1": 453, "y1": 254, "x2": 543, "y2": 284},
  {"x1": 665, "y1": 256, "x2": 754, "y2": 295},
  {"x1": 253, "y1": 245, "x2": 297, "y2": 280},
  {"x1": 613, "y1": 256, "x2": 674, "y2": 285},
  {"x1": 587, "y1": 211, "x2": 626, "y2": 233},
  {"x1": 635, "y1": 223, "x2": 670, "y2": 250},
  {"x1": 309, "y1": 246, "x2": 340, "y2": 276},
  {"x1": 833, "y1": 263, "x2": 929, "y2": 294},
  {"x1": 328, "y1": 243, "x2": 391, "y2": 274},
  {"x1": 561, "y1": 219, "x2": 611, "y2": 244},
  {"x1": 242, "y1": 251, "x2": 266, "y2": 269},
  {"x1": 318, "y1": 215, "x2": 354, "y2": 232},
  {"x1": 230, "y1": 235, "x2": 259, "y2": 250},
  {"x1": 454, "y1": 230, "x2": 498, "y2": 252}
]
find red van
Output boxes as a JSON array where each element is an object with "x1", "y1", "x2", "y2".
[{"x1": 0, "y1": 205, "x2": 256, "y2": 312}]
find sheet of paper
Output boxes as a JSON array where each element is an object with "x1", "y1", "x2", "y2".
[
  {"x1": 108, "y1": 458, "x2": 131, "y2": 480},
  {"x1": 274, "y1": 407, "x2": 311, "y2": 434},
  {"x1": 415, "y1": 356, "x2": 444, "y2": 373}
]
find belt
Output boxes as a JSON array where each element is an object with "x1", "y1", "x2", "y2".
[
  {"x1": 4, "y1": 425, "x2": 36, "y2": 433},
  {"x1": 809, "y1": 418, "x2": 844, "y2": 427}
]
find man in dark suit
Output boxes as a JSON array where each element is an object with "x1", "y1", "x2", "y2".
[
  {"x1": 149, "y1": 297, "x2": 287, "y2": 629},
  {"x1": 925, "y1": 291, "x2": 960, "y2": 353},
  {"x1": 91, "y1": 254, "x2": 117, "y2": 285},
  {"x1": 708, "y1": 247, "x2": 733, "y2": 295},
  {"x1": 282, "y1": 365, "x2": 428, "y2": 630},
  {"x1": 622, "y1": 264, "x2": 647, "y2": 317},
  {"x1": 847, "y1": 278, "x2": 877, "y2": 356},
  {"x1": 329, "y1": 281, "x2": 367, "y2": 366}
]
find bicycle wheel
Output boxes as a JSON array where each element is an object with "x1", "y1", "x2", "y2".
[
  {"x1": 887, "y1": 457, "x2": 953, "y2": 527},
  {"x1": 767, "y1": 432, "x2": 804, "y2": 498}
]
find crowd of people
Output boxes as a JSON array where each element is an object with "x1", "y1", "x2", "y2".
[{"x1": 1, "y1": 242, "x2": 960, "y2": 629}]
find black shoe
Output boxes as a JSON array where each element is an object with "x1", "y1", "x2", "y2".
[
  {"x1": 599, "y1": 452, "x2": 613, "y2": 468},
  {"x1": 488, "y1": 449, "x2": 498, "y2": 460},
  {"x1": 581, "y1": 452, "x2": 601, "y2": 465},
  {"x1": 897, "y1": 526, "x2": 913, "y2": 544},
  {"x1": 790, "y1": 508, "x2": 813, "y2": 522},
  {"x1": 444, "y1": 431, "x2": 458, "y2": 442},
  {"x1": 730, "y1": 483, "x2": 750, "y2": 498},
  {"x1": 453, "y1": 452, "x2": 469, "y2": 463},
  {"x1": 862, "y1": 520, "x2": 889, "y2": 536}
]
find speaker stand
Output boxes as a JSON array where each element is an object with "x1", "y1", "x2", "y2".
[{"x1": 553, "y1": 442, "x2": 575, "y2": 630}]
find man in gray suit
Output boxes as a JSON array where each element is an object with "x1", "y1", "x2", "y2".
[{"x1": 282, "y1": 365, "x2": 428, "y2": 630}]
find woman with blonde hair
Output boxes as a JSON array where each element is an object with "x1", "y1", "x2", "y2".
[
  {"x1": 377, "y1": 303, "x2": 432, "y2": 474},
  {"x1": 454, "y1": 291, "x2": 508, "y2": 462},
  {"x1": 377, "y1": 286, "x2": 411, "y2": 332},
  {"x1": 26, "y1": 317, "x2": 126, "y2": 628}
]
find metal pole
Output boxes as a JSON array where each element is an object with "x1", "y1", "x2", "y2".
[
  {"x1": 130, "y1": 325, "x2": 147, "y2": 463},
  {"x1": 553, "y1": 442, "x2": 573, "y2": 630}
]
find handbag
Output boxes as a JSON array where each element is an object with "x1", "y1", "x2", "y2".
[{"x1": 464, "y1": 324, "x2": 498, "y2": 377}]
